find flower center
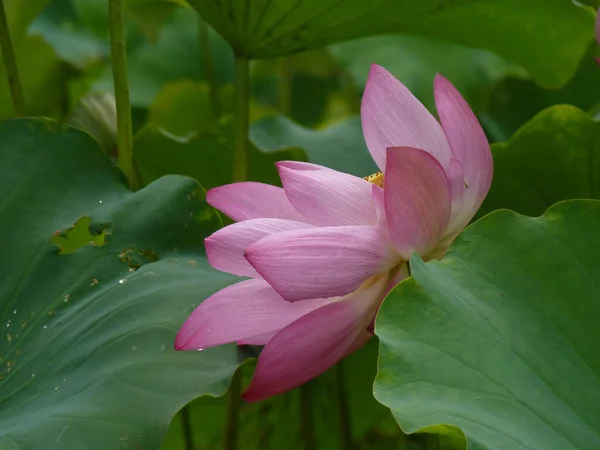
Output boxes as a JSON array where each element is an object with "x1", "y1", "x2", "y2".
[{"x1": 364, "y1": 171, "x2": 384, "y2": 187}]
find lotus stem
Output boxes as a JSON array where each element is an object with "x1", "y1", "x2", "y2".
[
  {"x1": 224, "y1": 367, "x2": 243, "y2": 450},
  {"x1": 181, "y1": 404, "x2": 194, "y2": 450},
  {"x1": 109, "y1": 0, "x2": 137, "y2": 189},
  {"x1": 0, "y1": 0, "x2": 25, "y2": 116}
]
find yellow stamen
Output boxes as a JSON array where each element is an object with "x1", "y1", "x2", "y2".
[{"x1": 364, "y1": 171, "x2": 384, "y2": 187}]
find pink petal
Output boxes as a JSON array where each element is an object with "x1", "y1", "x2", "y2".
[
  {"x1": 444, "y1": 158, "x2": 473, "y2": 236},
  {"x1": 206, "y1": 182, "x2": 306, "y2": 222},
  {"x1": 245, "y1": 226, "x2": 397, "y2": 302},
  {"x1": 434, "y1": 74, "x2": 493, "y2": 230},
  {"x1": 446, "y1": 158, "x2": 467, "y2": 202},
  {"x1": 384, "y1": 147, "x2": 451, "y2": 259},
  {"x1": 277, "y1": 162, "x2": 377, "y2": 226},
  {"x1": 175, "y1": 279, "x2": 329, "y2": 351},
  {"x1": 242, "y1": 277, "x2": 386, "y2": 401},
  {"x1": 275, "y1": 160, "x2": 325, "y2": 171},
  {"x1": 205, "y1": 218, "x2": 313, "y2": 278},
  {"x1": 361, "y1": 64, "x2": 452, "y2": 172}
]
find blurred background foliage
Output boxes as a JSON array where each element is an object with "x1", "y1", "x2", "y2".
[
  {"x1": 1, "y1": 0, "x2": 598, "y2": 448},
  {"x1": 8, "y1": 0, "x2": 600, "y2": 163}
]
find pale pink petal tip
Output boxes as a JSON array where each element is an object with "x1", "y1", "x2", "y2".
[
  {"x1": 206, "y1": 182, "x2": 305, "y2": 222},
  {"x1": 175, "y1": 280, "x2": 328, "y2": 351},
  {"x1": 433, "y1": 73, "x2": 492, "y2": 230},
  {"x1": 361, "y1": 64, "x2": 451, "y2": 172},
  {"x1": 275, "y1": 160, "x2": 325, "y2": 171}
]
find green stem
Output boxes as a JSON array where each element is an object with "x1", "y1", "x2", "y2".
[
  {"x1": 109, "y1": 0, "x2": 137, "y2": 189},
  {"x1": 0, "y1": 0, "x2": 25, "y2": 116},
  {"x1": 336, "y1": 361, "x2": 353, "y2": 450},
  {"x1": 224, "y1": 368, "x2": 243, "y2": 450},
  {"x1": 299, "y1": 383, "x2": 317, "y2": 450},
  {"x1": 198, "y1": 16, "x2": 221, "y2": 119},
  {"x1": 232, "y1": 55, "x2": 249, "y2": 182},
  {"x1": 181, "y1": 404, "x2": 194, "y2": 450}
]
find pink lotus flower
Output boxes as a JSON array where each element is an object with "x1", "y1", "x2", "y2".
[{"x1": 175, "y1": 65, "x2": 493, "y2": 402}]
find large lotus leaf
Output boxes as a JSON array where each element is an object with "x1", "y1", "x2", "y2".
[
  {"x1": 0, "y1": 119, "x2": 243, "y2": 449},
  {"x1": 478, "y1": 105, "x2": 600, "y2": 218},
  {"x1": 374, "y1": 200, "x2": 600, "y2": 449},
  {"x1": 188, "y1": 0, "x2": 593, "y2": 88}
]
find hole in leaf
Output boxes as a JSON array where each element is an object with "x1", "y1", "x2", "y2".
[{"x1": 51, "y1": 216, "x2": 108, "y2": 254}]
